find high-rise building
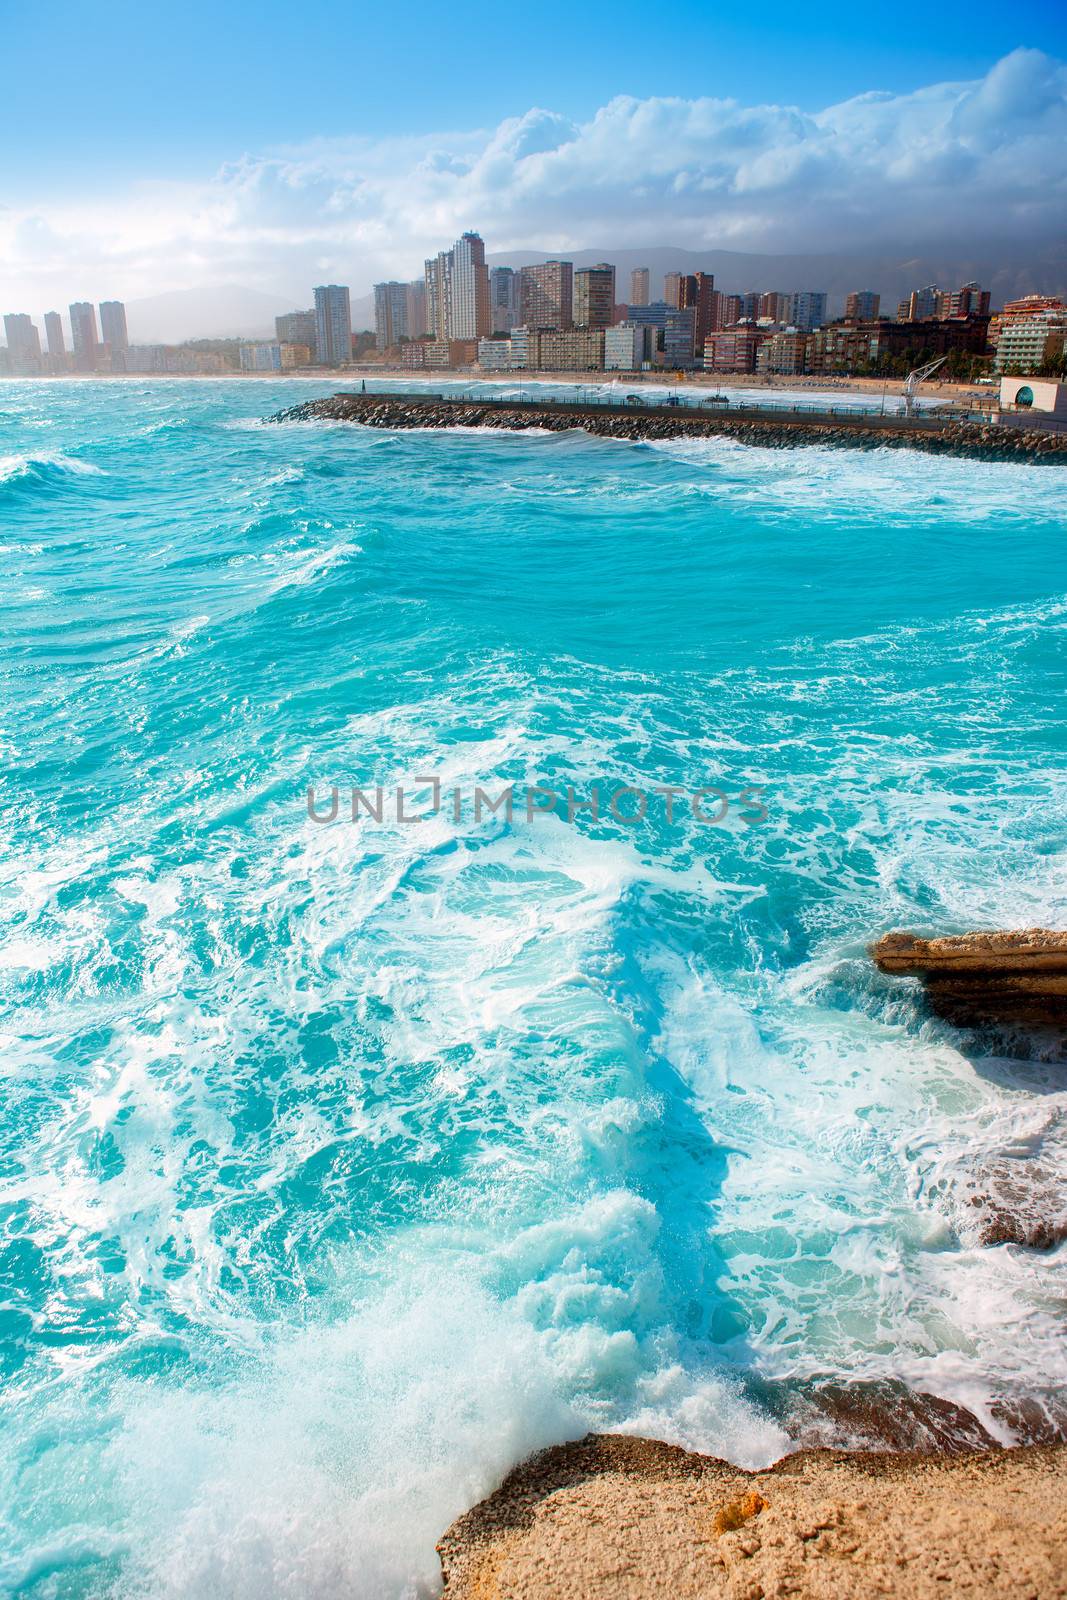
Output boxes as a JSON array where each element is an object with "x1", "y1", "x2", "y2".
[
  {"x1": 69, "y1": 301, "x2": 99, "y2": 368},
  {"x1": 489, "y1": 267, "x2": 522, "y2": 333},
  {"x1": 276, "y1": 310, "x2": 317, "y2": 348},
  {"x1": 450, "y1": 232, "x2": 490, "y2": 340},
  {"x1": 99, "y1": 301, "x2": 128, "y2": 351},
  {"x1": 3, "y1": 313, "x2": 42, "y2": 372},
  {"x1": 720, "y1": 295, "x2": 744, "y2": 328},
  {"x1": 688, "y1": 273, "x2": 716, "y2": 349},
  {"x1": 373, "y1": 281, "x2": 409, "y2": 351},
  {"x1": 425, "y1": 233, "x2": 490, "y2": 341},
  {"x1": 405, "y1": 280, "x2": 428, "y2": 340},
  {"x1": 313, "y1": 284, "x2": 352, "y2": 365},
  {"x1": 899, "y1": 285, "x2": 939, "y2": 322},
  {"x1": 43, "y1": 311, "x2": 65, "y2": 360},
  {"x1": 935, "y1": 281, "x2": 991, "y2": 320},
  {"x1": 573, "y1": 263, "x2": 616, "y2": 328},
  {"x1": 759, "y1": 291, "x2": 792, "y2": 323},
  {"x1": 844, "y1": 291, "x2": 880, "y2": 322},
  {"x1": 790, "y1": 291, "x2": 827, "y2": 332},
  {"x1": 520, "y1": 260, "x2": 573, "y2": 329},
  {"x1": 630, "y1": 267, "x2": 650, "y2": 305},
  {"x1": 739, "y1": 290, "x2": 762, "y2": 322},
  {"x1": 663, "y1": 272, "x2": 689, "y2": 309}
]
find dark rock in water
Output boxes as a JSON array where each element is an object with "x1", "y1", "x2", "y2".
[
  {"x1": 759, "y1": 1377, "x2": 1004, "y2": 1453},
  {"x1": 871, "y1": 929, "x2": 1067, "y2": 1025},
  {"x1": 963, "y1": 1155, "x2": 1067, "y2": 1250}
]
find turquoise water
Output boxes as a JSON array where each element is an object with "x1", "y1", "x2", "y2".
[{"x1": 1, "y1": 377, "x2": 1065, "y2": 1598}]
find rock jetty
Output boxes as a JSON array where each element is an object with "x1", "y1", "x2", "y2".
[
  {"x1": 437, "y1": 1433, "x2": 1067, "y2": 1599},
  {"x1": 271, "y1": 392, "x2": 1067, "y2": 462},
  {"x1": 871, "y1": 928, "x2": 1067, "y2": 1023}
]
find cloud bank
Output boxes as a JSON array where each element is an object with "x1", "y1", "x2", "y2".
[{"x1": 2, "y1": 48, "x2": 1065, "y2": 315}]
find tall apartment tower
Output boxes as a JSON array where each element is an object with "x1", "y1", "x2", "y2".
[
  {"x1": 759, "y1": 291, "x2": 792, "y2": 323},
  {"x1": 630, "y1": 267, "x2": 650, "y2": 306},
  {"x1": 405, "y1": 280, "x2": 428, "y2": 339},
  {"x1": 790, "y1": 291, "x2": 827, "y2": 332},
  {"x1": 450, "y1": 232, "x2": 490, "y2": 340},
  {"x1": 573, "y1": 264, "x2": 616, "y2": 328},
  {"x1": 844, "y1": 290, "x2": 880, "y2": 322},
  {"x1": 275, "y1": 309, "x2": 317, "y2": 348},
  {"x1": 43, "y1": 311, "x2": 66, "y2": 358},
  {"x1": 69, "y1": 301, "x2": 99, "y2": 368},
  {"x1": 3, "y1": 313, "x2": 42, "y2": 371},
  {"x1": 489, "y1": 266, "x2": 522, "y2": 333},
  {"x1": 664, "y1": 272, "x2": 691, "y2": 309},
  {"x1": 520, "y1": 260, "x2": 573, "y2": 329},
  {"x1": 424, "y1": 233, "x2": 490, "y2": 340},
  {"x1": 313, "y1": 284, "x2": 352, "y2": 365},
  {"x1": 373, "y1": 281, "x2": 409, "y2": 351},
  {"x1": 99, "y1": 301, "x2": 129, "y2": 350}
]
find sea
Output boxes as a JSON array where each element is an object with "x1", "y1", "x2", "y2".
[{"x1": 1, "y1": 376, "x2": 1065, "y2": 1599}]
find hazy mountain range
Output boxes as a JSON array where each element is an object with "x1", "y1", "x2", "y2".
[{"x1": 124, "y1": 247, "x2": 1067, "y2": 344}]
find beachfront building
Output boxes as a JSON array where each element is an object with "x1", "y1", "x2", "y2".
[
  {"x1": 373, "y1": 281, "x2": 409, "y2": 351},
  {"x1": 44, "y1": 312, "x2": 65, "y2": 358},
  {"x1": 520, "y1": 260, "x2": 573, "y2": 330},
  {"x1": 704, "y1": 325, "x2": 766, "y2": 373},
  {"x1": 239, "y1": 341, "x2": 283, "y2": 372},
  {"x1": 574, "y1": 264, "x2": 616, "y2": 328},
  {"x1": 755, "y1": 330, "x2": 810, "y2": 375},
  {"x1": 276, "y1": 310, "x2": 316, "y2": 349},
  {"x1": 844, "y1": 291, "x2": 880, "y2": 322},
  {"x1": 630, "y1": 267, "x2": 650, "y2": 305},
  {"x1": 625, "y1": 302, "x2": 697, "y2": 367},
  {"x1": 994, "y1": 310, "x2": 1067, "y2": 373},
  {"x1": 99, "y1": 301, "x2": 128, "y2": 352},
  {"x1": 69, "y1": 301, "x2": 99, "y2": 369},
  {"x1": 790, "y1": 292, "x2": 827, "y2": 332},
  {"x1": 807, "y1": 316, "x2": 990, "y2": 375},
  {"x1": 489, "y1": 267, "x2": 522, "y2": 333},
  {"x1": 477, "y1": 335, "x2": 521, "y2": 370},
  {"x1": 525, "y1": 327, "x2": 604, "y2": 371},
  {"x1": 605, "y1": 324, "x2": 646, "y2": 371},
  {"x1": 313, "y1": 284, "x2": 351, "y2": 365}
]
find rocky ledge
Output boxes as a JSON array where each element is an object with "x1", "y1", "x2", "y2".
[
  {"x1": 871, "y1": 928, "x2": 1067, "y2": 1025},
  {"x1": 438, "y1": 1433, "x2": 1067, "y2": 1599},
  {"x1": 271, "y1": 394, "x2": 1067, "y2": 462}
]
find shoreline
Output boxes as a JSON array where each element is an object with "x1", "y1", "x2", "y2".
[{"x1": 439, "y1": 1433, "x2": 1067, "y2": 1598}]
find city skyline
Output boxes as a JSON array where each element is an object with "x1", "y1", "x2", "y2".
[{"x1": 1, "y1": 42, "x2": 1064, "y2": 320}]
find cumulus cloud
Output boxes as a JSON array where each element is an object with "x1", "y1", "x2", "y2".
[{"x1": 2, "y1": 48, "x2": 1064, "y2": 315}]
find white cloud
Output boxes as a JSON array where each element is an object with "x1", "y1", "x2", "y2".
[{"x1": 1, "y1": 48, "x2": 1064, "y2": 317}]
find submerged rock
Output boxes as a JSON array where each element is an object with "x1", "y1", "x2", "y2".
[{"x1": 871, "y1": 929, "x2": 1067, "y2": 1024}]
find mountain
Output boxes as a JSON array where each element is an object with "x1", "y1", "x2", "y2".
[
  {"x1": 487, "y1": 247, "x2": 1067, "y2": 314},
  {"x1": 125, "y1": 284, "x2": 305, "y2": 344}
]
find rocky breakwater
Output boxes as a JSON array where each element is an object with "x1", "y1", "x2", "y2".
[
  {"x1": 271, "y1": 393, "x2": 1067, "y2": 462},
  {"x1": 436, "y1": 1434, "x2": 1067, "y2": 1599}
]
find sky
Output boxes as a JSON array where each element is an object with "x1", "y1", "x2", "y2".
[{"x1": 1, "y1": 0, "x2": 1066, "y2": 318}]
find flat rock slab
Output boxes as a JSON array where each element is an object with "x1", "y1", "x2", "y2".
[
  {"x1": 871, "y1": 929, "x2": 1067, "y2": 1024},
  {"x1": 437, "y1": 1434, "x2": 1067, "y2": 1599}
]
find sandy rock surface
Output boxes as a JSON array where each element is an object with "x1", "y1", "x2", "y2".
[{"x1": 437, "y1": 1434, "x2": 1067, "y2": 1599}]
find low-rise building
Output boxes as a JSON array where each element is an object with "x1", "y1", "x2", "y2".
[
  {"x1": 704, "y1": 326, "x2": 765, "y2": 372},
  {"x1": 994, "y1": 311, "x2": 1067, "y2": 373},
  {"x1": 526, "y1": 327, "x2": 605, "y2": 370},
  {"x1": 755, "y1": 330, "x2": 810, "y2": 375},
  {"x1": 478, "y1": 336, "x2": 519, "y2": 370},
  {"x1": 239, "y1": 341, "x2": 283, "y2": 371}
]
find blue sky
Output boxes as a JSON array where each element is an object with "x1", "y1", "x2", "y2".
[
  {"x1": 1, "y1": 2, "x2": 1065, "y2": 315},
  {"x1": 4, "y1": 0, "x2": 1064, "y2": 193}
]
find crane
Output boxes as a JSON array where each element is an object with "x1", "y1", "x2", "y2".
[{"x1": 902, "y1": 355, "x2": 948, "y2": 417}]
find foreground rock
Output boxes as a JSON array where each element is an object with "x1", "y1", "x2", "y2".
[
  {"x1": 871, "y1": 928, "x2": 1067, "y2": 1024},
  {"x1": 438, "y1": 1433, "x2": 1066, "y2": 1599},
  {"x1": 271, "y1": 393, "x2": 1067, "y2": 463}
]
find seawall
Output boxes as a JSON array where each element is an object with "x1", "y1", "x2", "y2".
[{"x1": 272, "y1": 390, "x2": 1067, "y2": 462}]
